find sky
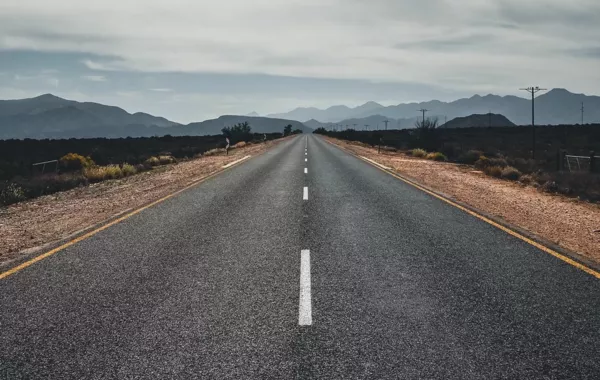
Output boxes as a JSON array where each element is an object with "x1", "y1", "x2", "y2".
[{"x1": 1, "y1": 0, "x2": 599, "y2": 123}]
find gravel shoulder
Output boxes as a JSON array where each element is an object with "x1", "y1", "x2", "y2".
[
  {"x1": 0, "y1": 139, "x2": 286, "y2": 266},
  {"x1": 326, "y1": 137, "x2": 600, "y2": 265}
]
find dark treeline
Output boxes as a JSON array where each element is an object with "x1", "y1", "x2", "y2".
[
  {"x1": 0, "y1": 133, "x2": 282, "y2": 181},
  {"x1": 316, "y1": 124, "x2": 600, "y2": 172}
]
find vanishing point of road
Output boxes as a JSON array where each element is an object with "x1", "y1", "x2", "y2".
[{"x1": 1, "y1": 135, "x2": 599, "y2": 379}]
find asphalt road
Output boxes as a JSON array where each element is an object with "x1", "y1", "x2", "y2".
[{"x1": 1, "y1": 134, "x2": 600, "y2": 379}]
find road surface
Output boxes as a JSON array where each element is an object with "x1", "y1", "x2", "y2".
[{"x1": 1, "y1": 135, "x2": 600, "y2": 379}]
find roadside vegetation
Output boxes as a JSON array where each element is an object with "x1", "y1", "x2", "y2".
[
  {"x1": 315, "y1": 122, "x2": 600, "y2": 202},
  {"x1": 1, "y1": 126, "x2": 286, "y2": 207}
]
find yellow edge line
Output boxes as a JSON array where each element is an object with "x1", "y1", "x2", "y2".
[
  {"x1": 0, "y1": 155, "x2": 251, "y2": 280},
  {"x1": 325, "y1": 139, "x2": 600, "y2": 280}
]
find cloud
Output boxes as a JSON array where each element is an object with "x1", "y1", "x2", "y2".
[
  {"x1": 149, "y1": 88, "x2": 172, "y2": 92},
  {"x1": 81, "y1": 75, "x2": 106, "y2": 82},
  {"x1": 1, "y1": 0, "x2": 600, "y2": 119}
]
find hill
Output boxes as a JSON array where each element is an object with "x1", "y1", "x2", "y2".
[
  {"x1": 269, "y1": 89, "x2": 600, "y2": 125},
  {"x1": 172, "y1": 115, "x2": 311, "y2": 136},
  {"x1": 0, "y1": 94, "x2": 310, "y2": 139},
  {"x1": 441, "y1": 113, "x2": 516, "y2": 128}
]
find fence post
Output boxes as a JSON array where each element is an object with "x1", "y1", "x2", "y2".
[{"x1": 590, "y1": 151, "x2": 596, "y2": 173}]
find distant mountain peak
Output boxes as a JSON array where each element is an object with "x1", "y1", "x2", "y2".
[
  {"x1": 33, "y1": 93, "x2": 63, "y2": 100},
  {"x1": 246, "y1": 111, "x2": 260, "y2": 117}
]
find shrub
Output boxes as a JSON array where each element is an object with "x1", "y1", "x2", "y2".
[
  {"x1": 411, "y1": 148, "x2": 427, "y2": 158},
  {"x1": 483, "y1": 165, "x2": 503, "y2": 178},
  {"x1": 519, "y1": 174, "x2": 537, "y2": 186},
  {"x1": 233, "y1": 141, "x2": 247, "y2": 148},
  {"x1": 501, "y1": 166, "x2": 522, "y2": 181},
  {"x1": 0, "y1": 183, "x2": 27, "y2": 206},
  {"x1": 541, "y1": 180, "x2": 559, "y2": 193},
  {"x1": 475, "y1": 156, "x2": 508, "y2": 169},
  {"x1": 458, "y1": 150, "x2": 484, "y2": 164},
  {"x1": 59, "y1": 153, "x2": 95, "y2": 172},
  {"x1": 121, "y1": 163, "x2": 137, "y2": 177},
  {"x1": 158, "y1": 155, "x2": 176, "y2": 165},
  {"x1": 426, "y1": 152, "x2": 447, "y2": 162},
  {"x1": 84, "y1": 165, "x2": 123, "y2": 182},
  {"x1": 145, "y1": 156, "x2": 160, "y2": 166}
]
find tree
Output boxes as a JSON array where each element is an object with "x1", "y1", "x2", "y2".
[
  {"x1": 222, "y1": 122, "x2": 252, "y2": 142},
  {"x1": 283, "y1": 124, "x2": 293, "y2": 136},
  {"x1": 292, "y1": 129, "x2": 303, "y2": 135},
  {"x1": 313, "y1": 127, "x2": 327, "y2": 134},
  {"x1": 414, "y1": 117, "x2": 439, "y2": 150}
]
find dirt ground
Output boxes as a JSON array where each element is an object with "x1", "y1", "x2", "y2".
[
  {"x1": 0, "y1": 139, "x2": 286, "y2": 266},
  {"x1": 326, "y1": 137, "x2": 600, "y2": 264}
]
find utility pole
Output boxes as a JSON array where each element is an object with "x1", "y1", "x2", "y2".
[
  {"x1": 353, "y1": 123, "x2": 358, "y2": 130},
  {"x1": 418, "y1": 109, "x2": 428, "y2": 124},
  {"x1": 581, "y1": 102, "x2": 584, "y2": 125},
  {"x1": 519, "y1": 86, "x2": 547, "y2": 159},
  {"x1": 383, "y1": 120, "x2": 389, "y2": 130},
  {"x1": 488, "y1": 110, "x2": 491, "y2": 128},
  {"x1": 364, "y1": 124, "x2": 369, "y2": 131}
]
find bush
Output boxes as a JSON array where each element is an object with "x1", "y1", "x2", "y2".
[
  {"x1": 519, "y1": 174, "x2": 537, "y2": 186},
  {"x1": 84, "y1": 165, "x2": 123, "y2": 182},
  {"x1": 426, "y1": 152, "x2": 447, "y2": 162},
  {"x1": 458, "y1": 150, "x2": 484, "y2": 164},
  {"x1": 121, "y1": 163, "x2": 137, "y2": 177},
  {"x1": 59, "y1": 153, "x2": 95, "y2": 172},
  {"x1": 145, "y1": 156, "x2": 160, "y2": 166},
  {"x1": 541, "y1": 180, "x2": 559, "y2": 193},
  {"x1": 0, "y1": 183, "x2": 27, "y2": 206},
  {"x1": 411, "y1": 148, "x2": 427, "y2": 158},
  {"x1": 475, "y1": 156, "x2": 508, "y2": 169},
  {"x1": 501, "y1": 166, "x2": 522, "y2": 181},
  {"x1": 483, "y1": 165, "x2": 503, "y2": 178},
  {"x1": 158, "y1": 155, "x2": 176, "y2": 165}
]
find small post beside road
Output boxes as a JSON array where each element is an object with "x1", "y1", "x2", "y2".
[{"x1": 225, "y1": 137, "x2": 230, "y2": 156}]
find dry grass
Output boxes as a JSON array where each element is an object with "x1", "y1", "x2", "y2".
[
  {"x1": 203, "y1": 148, "x2": 226, "y2": 156},
  {"x1": 426, "y1": 152, "x2": 448, "y2": 162},
  {"x1": 411, "y1": 148, "x2": 427, "y2": 158},
  {"x1": 233, "y1": 141, "x2": 247, "y2": 148}
]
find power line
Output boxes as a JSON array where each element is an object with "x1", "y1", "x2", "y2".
[{"x1": 519, "y1": 86, "x2": 547, "y2": 159}]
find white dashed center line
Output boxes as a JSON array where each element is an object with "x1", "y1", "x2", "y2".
[
  {"x1": 304, "y1": 168, "x2": 307, "y2": 174},
  {"x1": 299, "y1": 249, "x2": 312, "y2": 326},
  {"x1": 303, "y1": 187, "x2": 308, "y2": 200},
  {"x1": 305, "y1": 158, "x2": 307, "y2": 162}
]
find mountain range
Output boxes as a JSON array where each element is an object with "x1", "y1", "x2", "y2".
[
  {"x1": 0, "y1": 94, "x2": 310, "y2": 139},
  {"x1": 269, "y1": 89, "x2": 600, "y2": 126}
]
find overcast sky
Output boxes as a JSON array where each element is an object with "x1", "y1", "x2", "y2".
[{"x1": 1, "y1": 0, "x2": 599, "y2": 123}]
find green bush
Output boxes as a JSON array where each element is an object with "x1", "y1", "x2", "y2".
[
  {"x1": 484, "y1": 165, "x2": 503, "y2": 178},
  {"x1": 145, "y1": 156, "x2": 160, "y2": 166},
  {"x1": 158, "y1": 155, "x2": 176, "y2": 165},
  {"x1": 458, "y1": 150, "x2": 484, "y2": 164},
  {"x1": 121, "y1": 163, "x2": 137, "y2": 176},
  {"x1": 411, "y1": 148, "x2": 427, "y2": 158},
  {"x1": 84, "y1": 165, "x2": 123, "y2": 182},
  {"x1": 426, "y1": 152, "x2": 447, "y2": 161},
  {"x1": 501, "y1": 166, "x2": 522, "y2": 181},
  {"x1": 0, "y1": 183, "x2": 27, "y2": 206},
  {"x1": 475, "y1": 156, "x2": 508, "y2": 169},
  {"x1": 59, "y1": 153, "x2": 95, "y2": 172}
]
